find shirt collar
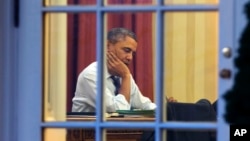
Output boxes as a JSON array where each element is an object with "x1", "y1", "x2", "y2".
[
  {"x1": 104, "y1": 63, "x2": 112, "y2": 79},
  {"x1": 95, "y1": 61, "x2": 113, "y2": 79}
]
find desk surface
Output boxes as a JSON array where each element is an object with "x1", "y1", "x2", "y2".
[{"x1": 67, "y1": 115, "x2": 155, "y2": 121}]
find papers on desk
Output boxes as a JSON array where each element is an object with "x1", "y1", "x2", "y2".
[{"x1": 115, "y1": 110, "x2": 155, "y2": 117}]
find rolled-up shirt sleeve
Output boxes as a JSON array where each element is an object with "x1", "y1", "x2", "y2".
[
  {"x1": 105, "y1": 92, "x2": 131, "y2": 112},
  {"x1": 129, "y1": 76, "x2": 157, "y2": 110}
]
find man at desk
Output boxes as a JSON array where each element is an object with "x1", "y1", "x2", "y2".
[{"x1": 72, "y1": 27, "x2": 156, "y2": 112}]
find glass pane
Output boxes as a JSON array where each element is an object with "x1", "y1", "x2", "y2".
[
  {"x1": 44, "y1": 0, "x2": 219, "y2": 6},
  {"x1": 106, "y1": 0, "x2": 154, "y2": 5},
  {"x1": 43, "y1": 12, "x2": 97, "y2": 122},
  {"x1": 43, "y1": 128, "x2": 67, "y2": 141},
  {"x1": 68, "y1": 11, "x2": 157, "y2": 114},
  {"x1": 44, "y1": 0, "x2": 154, "y2": 6},
  {"x1": 164, "y1": 11, "x2": 218, "y2": 104},
  {"x1": 105, "y1": 11, "x2": 156, "y2": 106},
  {"x1": 43, "y1": 127, "x2": 217, "y2": 141},
  {"x1": 43, "y1": 127, "x2": 154, "y2": 141},
  {"x1": 43, "y1": 13, "x2": 68, "y2": 122},
  {"x1": 43, "y1": 127, "x2": 158, "y2": 141},
  {"x1": 141, "y1": 129, "x2": 216, "y2": 141},
  {"x1": 44, "y1": 0, "x2": 96, "y2": 6},
  {"x1": 164, "y1": 0, "x2": 218, "y2": 5},
  {"x1": 43, "y1": 12, "x2": 158, "y2": 121},
  {"x1": 43, "y1": 11, "x2": 218, "y2": 121}
]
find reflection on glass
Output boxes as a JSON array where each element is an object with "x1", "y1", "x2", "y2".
[
  {"x1": 164, "y1": 0, "x2": 218, "y2": 5},
  {"x1": 164, "y1": 11, "x2": 218, "y2": 103}
]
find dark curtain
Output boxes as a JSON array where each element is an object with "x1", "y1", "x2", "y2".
[{"x1": 67, "y1": 0, "x2": 153, "y2": 112}]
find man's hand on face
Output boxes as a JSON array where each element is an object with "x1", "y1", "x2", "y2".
[{"x1": 107, "y1": 51, "x2": 130, "y2": 78}]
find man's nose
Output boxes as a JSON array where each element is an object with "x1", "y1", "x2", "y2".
[{"x1": 126, "y1": 53, "x2": 133, "y2": 61}]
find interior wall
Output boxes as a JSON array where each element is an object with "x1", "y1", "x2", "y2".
[
  {"x1": 43, "y1": 0, "x2": 67, "y2": 141},
  {"x1": 164, "y1": 0, "x2": 218, "y2": 103}
]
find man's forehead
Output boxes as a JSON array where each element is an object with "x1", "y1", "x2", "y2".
[{"x1": 118, "y1": 35, "x2": 136, "y2": 42}]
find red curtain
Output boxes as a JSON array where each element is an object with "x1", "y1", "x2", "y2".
[{"x1": 67, "y1": 0, "x2": 153, "y2": 112}]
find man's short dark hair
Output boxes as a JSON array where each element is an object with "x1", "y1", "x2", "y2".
[{"x1": 107, "y1": 27, "x2": 137, "y2": 44}]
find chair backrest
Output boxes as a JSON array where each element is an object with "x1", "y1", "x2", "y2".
[{"x1": 141, "y1": 99, "x2": 217, "y2": 141}]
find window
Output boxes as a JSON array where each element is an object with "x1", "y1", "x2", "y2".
[{"x1": 10, "y1": 0, "x2": 240, "y2": 141}]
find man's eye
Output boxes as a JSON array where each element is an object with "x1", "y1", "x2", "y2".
[{"x1": 124, "y1": 48, "x2": 131, "y2": 53}]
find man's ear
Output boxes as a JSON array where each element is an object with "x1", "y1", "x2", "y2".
[{"x1": 107, "y1": 41, "x2": 112, "y2": 51}]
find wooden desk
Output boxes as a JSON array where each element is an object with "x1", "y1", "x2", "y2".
[{"x1": 67, "y1": 116, "x2": 155, "y2": 141}]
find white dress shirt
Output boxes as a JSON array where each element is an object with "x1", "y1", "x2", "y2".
[{"x1": 72, "y1": 62, "x2": 156, "y2": 112}]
